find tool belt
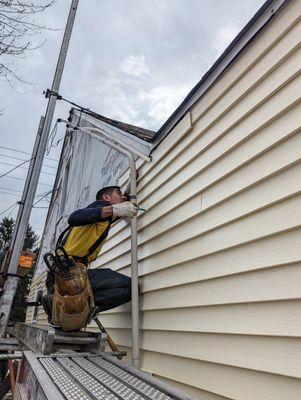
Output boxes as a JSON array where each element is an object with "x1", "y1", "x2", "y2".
[
  {"x1": 44, "y1": 246, "x2": 94, "y2": 332},
  {"x1": 52, "y1": 261, "x2": 94, "y2": 331},
  {"x1": 43, "y1": 222, "x2": 112, "y2": 331}
]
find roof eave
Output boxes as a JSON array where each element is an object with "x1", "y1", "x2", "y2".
[{"x1": 72, "y1": 109, "x2": 152, "y2": 158}]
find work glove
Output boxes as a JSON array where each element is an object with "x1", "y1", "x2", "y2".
[{"x1": 112, "y1": 201, "x2": 138, "y2": 219}]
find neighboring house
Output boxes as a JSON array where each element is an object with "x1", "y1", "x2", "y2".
[{"x1": 28, "y1": 0, "x2": 301, "y2": 398}]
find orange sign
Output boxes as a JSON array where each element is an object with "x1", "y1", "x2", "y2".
[{"x1": 18, "y1": 254, "x2": 34, "y2": 269}]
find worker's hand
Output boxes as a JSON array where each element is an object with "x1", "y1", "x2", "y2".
[{"x1": 112, "y1": 201, "x2": 138, "y2": 219}]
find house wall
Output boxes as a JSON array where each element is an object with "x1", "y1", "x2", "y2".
[{"x1": 94, "y1": 1, "x2": 301, "y2": 398}]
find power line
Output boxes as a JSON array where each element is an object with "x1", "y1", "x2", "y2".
[
  {"x1": 0, "y1": 161, "x2": 56, "y2": 176},
  {"x1": 0, "y1": 187, "x2": 52, "y2": 199},
  {"x1": 0, "y1": 191, "x2": 22, "y2": 198},
  {"x1": 0, "y1": 186, "x2": 50, "y2": 195},
  {"x1": 1, "y1": 175, "x2": 53, "y2": 187},
  {"x1": 46, "y1": 121, "x2": 58, "y2": 155},
  {"x1": 0, "y1": 202, "x2": 18, "y2": 217},
  {"x1": 0, "y1": 145, "x2": 59, "y2": 162},
  {"x1": 0, "y1": 186, "x2": 22, "y2": 194},
  {"x1": 0, "y1": 200, "x2": 49, "y2": 215},
  {"x1": 0, "y1": 157, "x2": 55, "y2": 187},
  {"x1": 35, "y1": 190, "x2": 53, "y2": 198},
  {"x1": 46, "y1": 121, "x2": 64, "y2": 155},
  {"x1": 0, "y1": 190, "x2": 51, "y2": 215},
  {"x1": 0, "y1": 157, "x2": 33, "y2": 179},
  {"x1": 0, "y1": 192, "x2": 50, "y2": 206},
  {"x1": 0, "y1": 153, "x2": 57, "y2": 170},
  {"x1": 7, "y1": 203, "x2": 18, "y2": 218},
  {"x1": 32, "y1": 190, "x2": 52, "y2": 206}
]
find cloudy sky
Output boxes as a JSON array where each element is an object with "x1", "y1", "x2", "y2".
[{"x1": 0, "y1": 0, "x2": 266, "y2": 237}]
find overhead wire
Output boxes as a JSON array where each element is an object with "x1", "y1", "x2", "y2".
[
  {"x1": 0, "y1": 144, "x2": 57, "y2": 219},
  {"x1": 35, "y1": 190, "x2": 53, "y2": 198},
  {"x1": 0, "y1": 187, "x2": 51, "y2": 197},
  {"x1": 46, "y1": 121, "x2": 58, "y2": 155},
  {"x1": 0, "y1": 103, "x2": 64, "y2": 221},
  {"x1": 0, "y1": 161, "x2": 56, "y2": 176},
  {"x1": 0, "y1": 145, "x2": 59, "y2": 162},
  {"x1": 1, "y1": 175, "x2": 53, "y2": 187},
  {"x1": 7, "y1": 203, "x2": 19, "y2": 218},
  {"x1": 32, "y1": 190, "x2": 52, "y2": 207},
  {"x1": 0, "y1": 197, "x2": 50, "y2": 210},
  {"x1": 0, "y1": 153, "x2": 57, "y2": 170},
  {"x1": 0, "y1": 157, "x2": 33, "y2": 179},
  {"x1": 0, "y1": 186, "x2": 23, "y2": 194},
  {"x1": 0, "y1": 202, "x2": 19, "y2": 217},
  {"x1": 0, "y1": 190, "x2": 52, "y2": 216},
  {"x1": 50, "y1": 92, "x2": 90, "y2": 114},
  {"x1": 0, "y1": 155, "x2": 55, "y2": 195},
  {"x1": 46, "y1": 126, "x2": 64, "y2": 154},
  {"x1": 0, "y1": 191, "x2": 22, "y2": 198}
]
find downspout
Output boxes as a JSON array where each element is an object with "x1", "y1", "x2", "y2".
[{"x1": 68, "y1": 126, "x2": 142, "y2": 369}]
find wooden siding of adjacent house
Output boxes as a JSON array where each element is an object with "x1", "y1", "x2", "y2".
[{"x1": 93, "y1": 1, "x2": 301, "y2": 398}]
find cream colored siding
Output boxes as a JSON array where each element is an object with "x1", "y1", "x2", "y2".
[
  {"x1": 155, "y1": 377, "x2": 232, "y2": 400},
  {"x1": 94, "y1": 1, "x2": 301, "y2": 398},
  {"x1": 26, "y1": 272, "x2": 48, "y2": 325}
]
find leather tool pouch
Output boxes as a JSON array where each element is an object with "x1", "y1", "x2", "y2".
[{"x1": 52, "y1": 262, "x2": 94, "y2": 331}]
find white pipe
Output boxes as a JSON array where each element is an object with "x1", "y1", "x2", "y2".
[
  {"x1": 79, "y1": 125, "x2": 151, "y2": 162},
  {"x1": 70, "y1": 126, "x2": 140, "y2": 369}
]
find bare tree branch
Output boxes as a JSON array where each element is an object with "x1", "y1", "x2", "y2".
[{"x1": 0, "y1": 0, "x2": 56, "y2": 89}]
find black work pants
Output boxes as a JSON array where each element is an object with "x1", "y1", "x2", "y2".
[
  {"x1": 46, "y1": 268, "x2": 131, "y2": 313},
  {"x1": 88, "y1": 269, "x2": 131, "y2": 312}
]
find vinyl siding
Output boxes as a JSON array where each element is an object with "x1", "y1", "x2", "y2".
[
  {"x1": 26, "y1": 272, "x2": 48, "y2": 325},
  {"x1": 93, "y1": 1, "x2": 301, "y2": 398}
]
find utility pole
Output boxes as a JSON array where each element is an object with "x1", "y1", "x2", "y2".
[{"x1": 0, "y1": 0, "x2": 79, "y2": 337}]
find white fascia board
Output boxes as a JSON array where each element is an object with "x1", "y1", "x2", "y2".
[{"x1": 77, "y1": 112, "x2": 152, "y2": 158}]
